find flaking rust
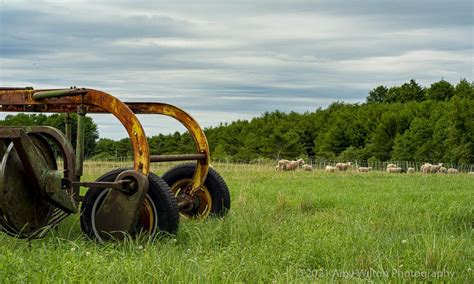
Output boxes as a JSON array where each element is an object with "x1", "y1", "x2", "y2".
[{"x1": 0, "y1": 86, "x2": 218, "y2": 240}]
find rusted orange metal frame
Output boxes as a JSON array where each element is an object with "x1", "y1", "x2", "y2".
[
  {"x1": 0, "y1": 88, "x2": 210, "y2": 190},
  {"x1": 126, "y1": 103, "x2": 210, "y2": 190}
]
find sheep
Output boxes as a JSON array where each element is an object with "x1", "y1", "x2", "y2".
[
  {"x1": 296, "y1": 159, "x2": 306, "y2": 168},
  {"x1": 429, "y1": 163, "x2": 443, "y2": 173},
  {"x1": 284, "y1": 161, "x2": 298, "y2": 171},
  {"x1": 277, "y1": 159, "x2": 290, "y2": 171},
  {"x1": 386, "y1": 163, "x2": 401, "y2": 173},
  {"x1": 407, "y1": 167, "x2": 415, "y2": 173},
  {"x1": 335, "y1": 162, "x2": 352, "y2": 171},
  {"x1": 468, "y1": 172, "x2": 474, "y2": 175},
  {"x1": 386, "y1": 167, "x2": 402, "y2": 173},
  {"x1": 325, "y1": 165, "x2": 337, "y2": 172},
  {"x1": 386, "y1": 164, "x2": 398, "y2": 171},
  {"x1": 303, "y1": 164, "x2": 313, "y2": 171},
  {"x1": 447, "y1": 168, "x2": 459, "y2": 174},
  {"x1": 283, "y1": 159, "x2": 305, "y2": 171},
  {"x1": 358, "y1": 166, "x2": 372, "y2": 172},
  {"x1": 421, "y1": 163, "x2": 432, "y2": 173},
  {"x1": 420, "y1": 162, "x2": 442, "y2": 173},
  {"x1": 438, "y1": 167, "x2": 447, "y2": 174}
]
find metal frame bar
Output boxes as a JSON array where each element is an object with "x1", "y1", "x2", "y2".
[
  {"x1": 0, "y1": 88, "x2": 150, "y2": 175},
  {"x1": 0, "y1": 87, "x2": 210, "y2": 192},
  {"x1": 75, "y1": 105, "x2": 86, "y2": 179}
]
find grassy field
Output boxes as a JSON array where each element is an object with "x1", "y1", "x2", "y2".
[{"x1": 1, "y1": 163, "x2": 472, "y2": 282}]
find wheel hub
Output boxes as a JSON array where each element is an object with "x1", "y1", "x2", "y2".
[{"x1": 171, "y1": 179, "x2": 212, "y2": 218}]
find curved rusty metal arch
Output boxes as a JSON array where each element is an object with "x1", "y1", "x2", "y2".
[
  {"x1": 31, "y1": 89, "x2": 150, "y2": 175},
  {"x1": 125, "y1": 103, "x2": 210, "y2": 190},
  {"x1": 0, "y1": 88, "x2": 212, "y2": 189}
]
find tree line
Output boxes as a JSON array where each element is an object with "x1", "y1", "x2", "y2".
[
  {"x1": 0, "y1": 113, "x2": 98, "y2": 157},
  {"x1": 204, "y1": 79, "x2": 473, "y2": 163},
  {"x1": 0, "y1": 79, "x2": 472, "y2": 163}
]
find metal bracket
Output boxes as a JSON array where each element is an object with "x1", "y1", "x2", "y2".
[
  {"x1": 93, "y1": 170, "x2": 149, "y2": 240},
  {"x1": 0, "y1": 127, "x2": 76, "y2": 213}
]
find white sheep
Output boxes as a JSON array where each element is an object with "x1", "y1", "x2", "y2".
[
  {"x1": 358, "y1": 166, "x2": 372, "y2": 172},
  {"x1": 438, "y1": 167, "x2": 447, "y2": 174},
  {"x1": 386, "y1": 163, "x2": 401, "y2": 173},
  {"x1": 468, "y1": 172, "x2": 474, "y2": 175},
  {"x1": 429, "y1": 163, "x2": 443, "y2": 173},
  {"x1": 447, "y1": 168, "x2": 459, "y2": 174},
  {"x1": 325, "y1": 165, "x2": 337, "y2": 172},
  {"x1": 303, "y1": 164, "x2": 313, "y2": 171},
  {"x1": 284, "y1": 162, "x2": 298, "y2": 171},
  {"x1": 335, "y1": 162, "x2": 352, "y2": 171},
  {"x1": 284, "y1": 159, "x2": 305, "y2": 171},
  {"x1": 421, "y1": 163, "x2": 432, "y2": 173},
  {"x1": 386, "y1": 167, "x2": 402, "y2": 173},
  {"x1": 277, "y1": 159, "x2": 290, "y2": 171},
  {"x1": 407, "y1": 167, "x2": 415, "y2": 173}
]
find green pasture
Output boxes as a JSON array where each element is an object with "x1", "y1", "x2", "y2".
[{"x1": 1, "y1": 163, "x2": 472, "y2": 282}]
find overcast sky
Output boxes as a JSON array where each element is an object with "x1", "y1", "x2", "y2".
[{"x1": 1, "y1": 0, "x2": 472, "y2": 139}]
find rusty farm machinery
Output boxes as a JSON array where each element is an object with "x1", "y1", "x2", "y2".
[{"x1": 0, "y1": 87, "x2": 230, "y2": 241}]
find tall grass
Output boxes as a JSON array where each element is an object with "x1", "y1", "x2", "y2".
[{"x1": 0, "y1": 163, "x2": 472, "y2": 282}]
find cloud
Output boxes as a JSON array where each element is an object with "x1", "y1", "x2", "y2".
[{"x1": 0, "y1": 0, "x2": 472, "y2": 139}]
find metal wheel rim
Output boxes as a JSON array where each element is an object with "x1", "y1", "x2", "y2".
[
  {"x1": 171, "y1": 178, "x2": 212, "y2": 218},
  {"x1": 91, "y1": 189, "x2": 158, "y2": 241},
  {"x1": 0, "y1": 139, "x2": 54, "y2": 237}
]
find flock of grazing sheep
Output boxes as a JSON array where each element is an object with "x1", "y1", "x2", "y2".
[
  {"x1": 276, "y1": 160, "x2": 355, "y2": 172},
  {"x1": 275, "y1": 160, "x2": 473, "y2": 175},
  {"x1": 276, "y1": 159, "x2": 307, "y2": 171}
]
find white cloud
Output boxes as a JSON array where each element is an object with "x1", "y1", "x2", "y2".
[{"x1": 0, "y1": 0, "x2": 472, "y2": 139}]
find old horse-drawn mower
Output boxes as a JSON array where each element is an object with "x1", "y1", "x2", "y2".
[{"x1": 0, "y1": 87, "x2": 230, "y2": 241}]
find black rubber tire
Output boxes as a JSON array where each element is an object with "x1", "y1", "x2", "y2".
[
  {"x1": 161, "y1": 163, "x2": 231, "y2": 217},
  {"x1": 80, "y1": 168, "x2": 179, "y2": 241}
]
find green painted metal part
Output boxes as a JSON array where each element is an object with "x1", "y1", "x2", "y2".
[
  {"x1": 32, "y1": 88, "x2": 87, "y2": 100},
  {"x1": 65, "y1": 114, "x2": 72, "y2": 142},
  {"x1": 0, "y1": 86, "x2": 220, "y2": 241},
  {"x1": 0, "y1": 128, "x2": 78, "y2": 238},
  {"x1": 0, "y1": 139, "x2": 5, "y2": 158},
  {"x1": 75, "y1": 106, "x2": 86, "y2": 179},
  {"x1": 0, "y1": 128, "x2": 76, "y2": 213},
  {"x1": 94, "y1": 170, "x2": 149, "y2": 240},
  {"x1": 0, "y1": 142, "x2": 54, "y2": 236}
]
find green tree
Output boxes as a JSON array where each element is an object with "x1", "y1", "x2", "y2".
[
  {"x1": 0, "y1": 113, "x2": 98, "y2": 157},
  {"x1": 392, "y1": 118, "x2": 434, "y2": 161},
  {"x1": 384, "y1": 80, "x2": 425, "y2": 103},
  {"x1": 366, "y1": 85, "x2": 388, "y2": 103},
  {"x1": 398, "y1": 79, "x2": 425, "y2": 102},
  {"x1": 366, "y1": 105, "x2": 412, "y2": 161},
  {"x1": 94, "y1": 138, "x2": 117, "y2": 157},
  {"x1": 426, "y1": 79, "x2": 455, "y2": 101},
  {"x1": 385, "y1": 86, "x2": 401, "y2": 103},
  {"x1": 454, "y1": 79, "x2": 473, "y2": 99}
]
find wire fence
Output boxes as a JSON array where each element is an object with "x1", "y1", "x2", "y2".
[{"x1": 66, "y1": 156, "x2": 474, "y2": 176}]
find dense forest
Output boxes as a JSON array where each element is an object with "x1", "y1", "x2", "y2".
[{"x1": 1, "y1": 79, "x2": 472, "y2": 163}]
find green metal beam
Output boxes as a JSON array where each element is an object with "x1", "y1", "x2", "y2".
[
  {"x1": 64, "y1": 114, "x2": 72, "y2": 142},
  {"x1": 75, "y1": 106, "x2": 86, "y2": 180},
  {"x1": 32, "y1": 89, "x2": 87, "y2": 100}
]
